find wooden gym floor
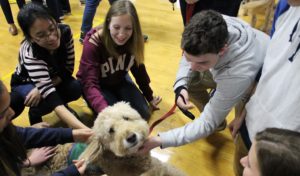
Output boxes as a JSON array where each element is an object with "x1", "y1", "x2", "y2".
[{"x1": 0, "y1": 0, "x2": 271, "y2": 175}]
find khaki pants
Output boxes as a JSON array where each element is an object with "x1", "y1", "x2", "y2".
[
  {"x1": 187, "y1": 71, "x2": 248, "y2": 176},
  {"x1": 234, "y1": 133, "x2": 249, "y2": 176},
  {"x1": 187, "y1": 70, "x2": 216, "y2": 112}
]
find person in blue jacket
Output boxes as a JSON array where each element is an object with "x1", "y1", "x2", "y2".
[{"x1": 0, "y1": 80, "x2": 93, "y2": 175}]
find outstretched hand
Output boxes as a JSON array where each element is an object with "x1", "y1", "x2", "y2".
[
  {"x1": 31, "y1": 122, "x2": 50, "y2": 128},
  {"x1": 72, "y1": 128, "x2": 94, "y2": 143},
  {"x1": 150, "y1": 95, "x2": 162, "y2": 111},
  {"x1": 138, "y1": 136, "x2": 162, "y2": 154},
  {"x1": 28, "y1": 146, "x2": 57, "y2": 166}
]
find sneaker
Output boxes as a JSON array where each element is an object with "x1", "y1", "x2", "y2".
[
  {"x1": 143, "y1": 34, "x2": 148, "y2": 42},
  {"x1": 79, "y1": 31, "x2": 86, "y2": 44},
  {"x1": 215, "y1": 120, "x2": 227, "y2": 132}
]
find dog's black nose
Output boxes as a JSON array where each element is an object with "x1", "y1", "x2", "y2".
[{"x1": 126, "y1": 133, "x2": 137, "y2": 143}]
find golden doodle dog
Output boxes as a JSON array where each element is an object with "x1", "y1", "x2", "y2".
[{"x1": 23, "y1": 102, "x2": 185, "y2": 176}]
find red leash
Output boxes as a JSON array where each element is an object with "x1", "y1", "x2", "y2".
[
  {"x1": 149, "y1": 103, "x2": 177, "y2": 133},
  {"x1": 148, "y1": 3, "x2": 196, "y2": 134}
]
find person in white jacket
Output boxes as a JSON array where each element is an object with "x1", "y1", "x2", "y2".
[
  {"x1": 139, "y1": 10, "x2": 269, "y2": 155},
  {"x1": 229, "y1": 0, "x2": 300, "y2": 175}
]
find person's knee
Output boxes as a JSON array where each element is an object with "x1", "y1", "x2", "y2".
[
  {"x1": 128, "y1": 100, "x2": 151, "y2": 121},
  {"x1": 140, "y1": 109, "x2": 151, "y2": 121},
  {"x1": 65, "y1": 79, "x2": 82, "y2": 101},
  {"x1": 72, "y1": 80, "x2": 82, "y2": 100},
  {"x1": 136, "y1": 104, "x2": 151, "y2": 121},
  {"x1": 28, "y1": 108, "x2": 44, "y2": 125}
]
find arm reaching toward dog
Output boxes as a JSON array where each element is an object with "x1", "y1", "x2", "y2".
[
  {"x1": 138, "y1": 136, "x2": 162, "y2": 154},
  {"x1": 53, "y1": 161, "x2": 86, "y2": 176},
  {"x1": 72, "y1": 129, "x2": 94, "y2": 143},
  {"x1": 23, "y1": 147, "x2": 57, "y2": 167}
]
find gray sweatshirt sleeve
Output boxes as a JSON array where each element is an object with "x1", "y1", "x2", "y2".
[
  {"x1": 160, "y1": 76, "x2": 252, "y2": 148},
  {"x1": 173, "y1": 55, "x2": 192, "y2": 90}
]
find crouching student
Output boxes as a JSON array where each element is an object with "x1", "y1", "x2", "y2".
[
  {"x1": 10, "y1": 3, "x2": 88, "y2": 129},
  {"x1": 77, "y1": 0, "x2": 161, "y2": 121},
  {"x1": 139, "y1": 10, "x2": 269, "y2": 153}
]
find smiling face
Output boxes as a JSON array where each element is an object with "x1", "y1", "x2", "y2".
[
  {"x1": 240, "y1": 141, "x2": 260, "y2": 176},
  {"x1": 29, "y1": 18, "x2": 61, "y2": 51},
  {"x1": 0, "y1": 84, "x2": 15, "y2": 133},
  {"x1": 93, "y1": 102, "x2": 149, "y2": 157},
  {"x1": 109, "y1": 14, "x2": 133, "y2": 46}
]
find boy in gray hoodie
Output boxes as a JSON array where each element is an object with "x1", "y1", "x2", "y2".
[{"x1": 139, "y1": 10, "x2": 269, "y2": 154}]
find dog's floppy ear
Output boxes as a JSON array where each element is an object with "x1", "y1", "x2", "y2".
[{"x1": 79, "y1": 138, "x2": 103, "y2": 164}]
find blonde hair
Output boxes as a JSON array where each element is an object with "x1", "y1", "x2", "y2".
[{"x1": 101, "y1": 0, "x2": 144, "y2": 65}]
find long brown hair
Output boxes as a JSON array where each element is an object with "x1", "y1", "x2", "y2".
[
  {"x1": 101, "y1": 0, "x2": 144, "y2": 65},
  {"x1": 255, "y1": 128, "x2": 300, "y2": 176},
  {"x1": 0, "y1": 81, "x2": 27, "y2": 175}
]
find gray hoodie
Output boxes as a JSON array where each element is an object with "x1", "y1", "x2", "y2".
[{"x1": 161, "y1": 15, "x2": 270, "y2": 148}]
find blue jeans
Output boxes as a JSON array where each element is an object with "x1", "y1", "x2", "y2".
[
  {"x1": 13, "y1": 84, "x2": 35, "y2": 98},
  {"x1": 12, "y1": 79, "x2": 82, "y2": 124},
  {"x1": 80, "y1": 0, "x2": 118, "y2": 33}
]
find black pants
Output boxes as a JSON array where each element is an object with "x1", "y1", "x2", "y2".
[
  {"x1": 101, "y1": 80, "x2": 151, "y2": 121},
  {"x1": 0, "y1": 0, "x2": 25, "y2": 24},
  {"x1": 179, "y1": 0, "x2": 242, "y2": 25},
  {"x1": 83, "y1": 76, "x2": 151, "y2": 121},
  {"x1": 10, "y1": 78, "x2": 82, "y2": 125},
  {"x1": 10, "y1": 90, "x2": 25, "y2": 119},
  {"x1": 25, "y1": 79, "x2": 82, "y2": 125},
  {"x1": 31, "y1": 0, "x2": 70, "y2": 23}
]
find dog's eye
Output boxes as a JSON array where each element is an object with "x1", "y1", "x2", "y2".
[
  {"x1": 109, "y1": 127, "x2": 115, "y2": 134},
  {"x1": 123, "y1": 116, "x2": 129, "y2": 121}
]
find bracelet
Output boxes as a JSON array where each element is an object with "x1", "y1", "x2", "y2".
[{"x1": 26, "y1": 158, "x2": 31, "y2": 168}]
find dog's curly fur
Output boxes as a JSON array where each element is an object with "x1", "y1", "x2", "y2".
[{"x1": 23, "y1": 102, "x2": 185, "y2": 176}]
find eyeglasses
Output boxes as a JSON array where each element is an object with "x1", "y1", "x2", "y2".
[{"x1": 33, "y1": 25, "x2": 58, "y2": 42}]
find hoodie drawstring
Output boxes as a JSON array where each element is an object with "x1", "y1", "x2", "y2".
[{"x1": 288, "y1": 18, "x2": 300, "y2": 62}]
